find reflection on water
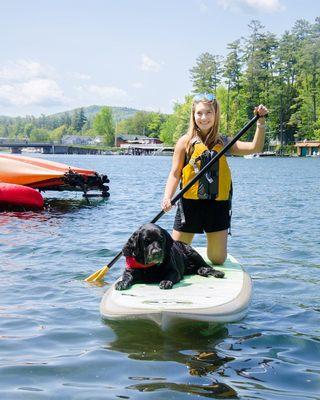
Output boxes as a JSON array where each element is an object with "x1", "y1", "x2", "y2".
[
  {"x1": 0, "y1": 197, "x2": 108, "y2": 223},
  {"x1": 45, "y1": 196, "x2": 108, "y2": 214},
  {"x1": 105, "y1": 319, "x2": 238, "y2": 398},
  {"x1": 0, "y1": 210, "x2": 47, "y2": 222},
  {"x1": 105, "y1": 319, "x2": 228, "y2": 362},
  {"x1": 128, "y1": 381, "x2": 238, "y2": 399}
]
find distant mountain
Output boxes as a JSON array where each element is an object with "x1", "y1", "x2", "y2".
[
  {"x1": 0, "y1": 105, "x2": 142, "y2": 124},
  {"x1": 50, "y1": 105, "x2": 141, "y2": 122}
]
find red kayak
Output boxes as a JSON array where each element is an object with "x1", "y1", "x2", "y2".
[{"x1": 0, "y1": 183, "x2": 44, "y2": 209}]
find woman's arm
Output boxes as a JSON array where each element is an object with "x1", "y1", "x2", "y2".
[
  {"x1": 230, "y1": 105, "x2": 268, "y2": 156},
  {"x1": 162, "y1": 135, "x2": 188, "y2": 212}
]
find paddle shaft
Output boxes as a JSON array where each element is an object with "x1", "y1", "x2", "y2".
[{"x1": 107, "y1": 114, "x2": 260, "y2": 270}]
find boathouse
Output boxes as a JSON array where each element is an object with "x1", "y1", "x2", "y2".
[
  {"x1": 295, "y1": 140, "x2": 320, "y2": 157},
  {"x1": 115, "y1": 134, "x2": 162, "y2": 147}
]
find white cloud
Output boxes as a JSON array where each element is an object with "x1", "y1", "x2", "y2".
[
  {"x1": 86, "y1": 84, "x2": 128, "y2": 100},
  {"x1": 217, "y1": 0, "x2": 285, "y2": 13},
  {"x1": 0, "y1": 79, "x2": 66, "y2": 107},
  {"x1": 0, "y1": 60, "x2": 65, "y2": 108},
  {"x1": 132, "y1": 82, "x2": 143, "y2": 89},
  {"x1": 198, "y1": 0, "x2": 209, "y2": 12},
  {"x1": 72, "y1": 72, "x2": 92, "y2": 80},
  {"x1": 0, "y1": 60, "x2": 56, "y2": 82},
  {"x1": 140, "y1": 54, "x2": 162, "y2": 72}
]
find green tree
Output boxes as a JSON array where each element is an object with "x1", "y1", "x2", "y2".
[
  {"x1": 129, "y1": 111, "x2": 150, "y2": 136},
  {"x1": 116, "y1": 111, "x2": 157, "y2": 136},
  {"x1": 49, "y1": 125, "x2": 68, "y2": 143},
  {"x1": 30, "y1": 128, "x2": 50, "y2": 142},
  {"x1": 23, "y1": 123, "x2": 34, "y2": 139},
  {"x1": 158, "y1": 97, "x2": 192, "y2": 144},
  {"x1": 172, "y1": 97, "x2": 193, "y2": 143},
  {"x1": 147, "y1": 112, "x2": 162, "y2": 137},
  {"x1": 242, "y1": 21, "x2": 277, "y2": 114},
  {"x1": 240, "y1": 20, "x2": 278, "y2": 140},
  {"x1": 116, "y1": 119, "x2": 130, "y2": 134},
  {"x1": 72, "y1": 108, "x2": 87, "y2": 132},
  {"x1": 288, "y1": 19, "x2": 319, "y2": 141},
  {"x1": 8, "y1": 121, "x2": 24, "y2": 139},
  {"x1": 223, "y1": 40, "x2": 243, "y2": 132},
  {"x1": 272, "y1": 31, "x2": 299, "y2": 145},
  {"x1": 60, "y1": 113, "x2": 72, "y2": 127},
  {"x1": 93, "y1": 107, "x2": 115, "y2": 145},
  {"x1": 190, "y1": 52, "x2": 223, "y2": 94},
  {"x1": 160, "y1": 114, "x2": 178, "y2": 145}
]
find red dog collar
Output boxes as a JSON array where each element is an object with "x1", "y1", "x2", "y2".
[{"x1": 125, "y1": 256, "x2": 156, "y2": 269}]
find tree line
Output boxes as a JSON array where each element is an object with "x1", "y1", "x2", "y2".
[
  {"x1": 162, "y1": 18, "x2": 320, "y2": 147},
  {"x1": 1, "y1": 17, "x2": 319, "y2": 148},
  {"x1": 0, "y1": 105, "x2": 169, "y2": 146}
]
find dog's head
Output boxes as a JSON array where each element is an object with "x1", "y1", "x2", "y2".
[{"x1": 122, "y1": 223, "x2": 173, "y2": 266}]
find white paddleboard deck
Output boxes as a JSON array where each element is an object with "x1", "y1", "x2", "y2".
[{"x1": 100, "y1": 248, "x2": 252, "y2": 329}]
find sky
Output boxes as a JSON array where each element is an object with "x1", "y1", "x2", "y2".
[{"x1": 0, "y1": 0, "x2": 319, "y2": 117}]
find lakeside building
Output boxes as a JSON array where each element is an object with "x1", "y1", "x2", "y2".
[
  {"x1": 295, "y1": 140, "x2": 320, "y2": 157},
  {"x1": 115, "y1": 134, "x2": 162, "y2": 147},
  {"x1": 61, "y1": 135, "x2": 102, "y2": 146}
]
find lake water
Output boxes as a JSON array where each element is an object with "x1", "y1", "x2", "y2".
[{"x1": 0, "y1": 154, "x2": 319, "y2": 399}]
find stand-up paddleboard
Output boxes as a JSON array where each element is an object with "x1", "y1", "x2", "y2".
[{"x1": 100, "y1": 248, "x2": 252, "y2": 330}]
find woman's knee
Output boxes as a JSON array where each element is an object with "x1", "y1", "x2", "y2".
[
  {"x1": 206, "y1": 230, "x2": 228, "y2": 265},
  {"x1": 207, "y1": 249, "x2": 227, "y2": 265},
  {"x1": 208, "y1": 254, "x2": 227, "y2": 265}
]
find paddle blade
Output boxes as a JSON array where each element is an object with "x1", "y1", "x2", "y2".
[{"x1": 85, "y1": 265, "x2": 110, "y2": 282}]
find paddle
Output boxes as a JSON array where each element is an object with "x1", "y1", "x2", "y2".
[{"x1": 85, "y1": 113, "x2": 261, "y2": 282}]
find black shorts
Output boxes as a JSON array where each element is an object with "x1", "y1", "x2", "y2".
[{"x1": 173, "y1": 198, "x2": 231, "y2": 234}]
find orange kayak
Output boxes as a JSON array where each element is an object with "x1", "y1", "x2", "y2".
[{"x1": 0, "y1": 154, "x2": 109, "y2": 196}]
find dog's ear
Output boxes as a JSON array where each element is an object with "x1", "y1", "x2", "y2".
[
  {"x1": 161, "y1": 226, "x2": 174, "y2": 254},
  {"x1": 122, "y1": 231, "x2": 140, "y2": 257},
  {"x1": 136, "y1": 233, "x2": 145, "y2": 263}
]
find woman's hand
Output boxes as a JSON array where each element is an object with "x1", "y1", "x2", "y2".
[
  {"x1": 161, "y1": 197, "x2": 173, "y2": 212},
  {"x1": 254, "y1": 104, "x2": 268, "y2": 119}
]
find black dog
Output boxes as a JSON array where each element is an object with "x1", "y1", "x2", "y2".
[{"x1": 115, "y1": 223, "x2": 224, "y2": 290}]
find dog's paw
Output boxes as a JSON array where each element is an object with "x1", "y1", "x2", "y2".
[
  {"x1": 159, "y1": 280, "x2": 173, "y2": 290},
  {"x1": 197, "y1": 267, "x2": 225, "y2": 278},
  {"x1": 115, "y1": 280, "x2": 131, "y2": 290},
  {"x1": 197, "y1": 266, "x2": 213, "y2": 277},
  {"x1": 212, "y1": 269, "x2": 225, "y2": 279}
]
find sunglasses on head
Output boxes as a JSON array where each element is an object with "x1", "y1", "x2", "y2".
[{"x1": 193, "y1": 93, "x2": 216, "y2": 102}]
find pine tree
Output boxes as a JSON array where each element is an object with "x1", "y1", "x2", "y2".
[
  {"x1": 223, "y1": 40, "x2": 243, "y2": 132},
  {"x1": 72, "y1": 108, "x2": 87, "y2": 132},
  {"x1": 190, "y1": 52, "x2": 223, "y2": 94}
]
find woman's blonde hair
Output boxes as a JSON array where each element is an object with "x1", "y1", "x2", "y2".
[{"x1": 186, "y1": 98, "x2": 222, "y2": 155}]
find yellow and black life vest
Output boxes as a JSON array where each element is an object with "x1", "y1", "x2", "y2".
[{"x1": 181, "y1": 139, "x2": 232, "y2": 200}]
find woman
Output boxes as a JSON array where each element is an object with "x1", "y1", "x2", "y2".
[{"x1": 162, "y1": 93, "x2": 268, "y2": 265}]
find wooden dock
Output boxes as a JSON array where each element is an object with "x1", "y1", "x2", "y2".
[{"x1": 120, "y1": 144, "x2": 174, "y2": 155}]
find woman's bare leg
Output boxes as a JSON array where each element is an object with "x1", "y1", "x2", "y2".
[
  {"x1": 172, "y1": 230, "x2": 195, "y2": 245},
  {"x1": 206, "y1": 230, "x2": 228, "y2": 265}
]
